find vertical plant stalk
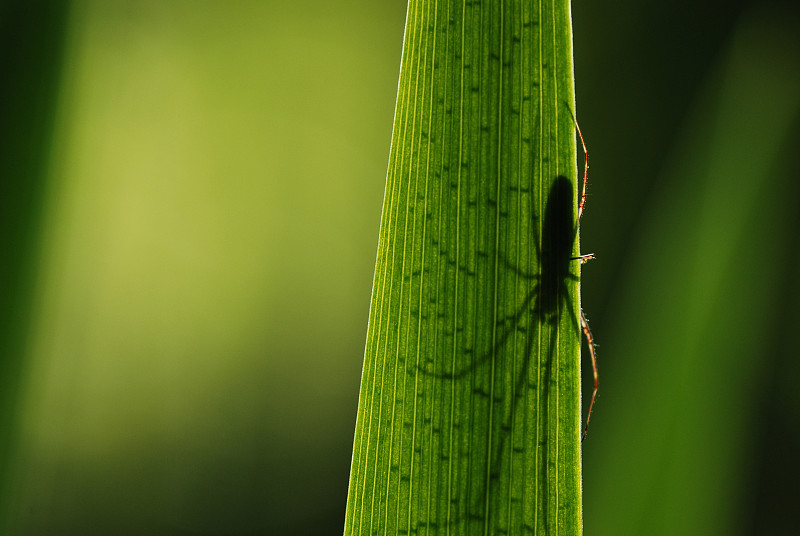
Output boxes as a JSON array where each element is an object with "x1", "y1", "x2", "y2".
[{"x1": 345, "y1": 1, "x2": 582, "y2": 534}]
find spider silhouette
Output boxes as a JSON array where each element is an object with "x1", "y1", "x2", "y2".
[
  {"x1": 411, "y1": 121, "x2": 598, "y2": 531},
  {"x1": 418, "y1": 121, "x2": 598, "y2": 441}
]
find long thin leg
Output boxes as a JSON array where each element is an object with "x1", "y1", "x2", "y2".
[
  {"x1": 501, "y1": 252, "x2": 539, "y2": 279},
  {"x1": 574, "y1": 119, "x2": 589, "y2": 223},
  {"x1": 563, "y1": 104, "x2": 590, "y2": 223},
  {"x1": 418, "y1": 284, "x2": 539, "y2": 380},
  {"x1": 580, "y1": 309, "x2": 598, "y2": 442},
  {"x1": 566, "y1": 107, "x2": 597, "y2": 441}
]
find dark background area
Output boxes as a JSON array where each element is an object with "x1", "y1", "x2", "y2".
[{"x1": 1, "y1": 0, "x2": 798, "y2": 534}]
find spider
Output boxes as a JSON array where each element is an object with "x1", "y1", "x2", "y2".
[
  {"x1": 411, "y1": 119, "x2": 598, "y2": 530},
  {"x1": 419, "y1": 120, "x2": 598, "y2": 442}
]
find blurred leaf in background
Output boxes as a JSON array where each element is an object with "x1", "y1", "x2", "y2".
[
  {"x1": 574, "y1": 1, "x2": 800, "y2": 535},
  {"x1": 0, "y1": 0, "x2": 799, "y2": 535},
  {"x1": 2, "y1": 1, "x2": 406, "y2": 534},
  {"x1": 0, "y1": 0, "x2": 70, "y2": 520},
  {"x1": 581, "y1": 5, "x2": 800, "y2": 534}
]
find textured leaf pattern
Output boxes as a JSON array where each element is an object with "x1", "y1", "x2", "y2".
[{"x1": 345, "y1": 1, "x2": 582, "y2": 534}]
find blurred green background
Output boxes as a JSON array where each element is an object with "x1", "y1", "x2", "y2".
[{"x1": 1, "y1": 1, "x2": 798, "y2": 535}]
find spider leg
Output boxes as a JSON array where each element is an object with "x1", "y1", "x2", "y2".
[
  {"x1": 571, "y1": 253, "x2": 595, "y2": 264},
  {"x1": 560, "y1": 271, "x2": 598, "y2": 442},
  {"x1": 500, "y1": 252, "x2": 539, "y2": 279},
  {"x1": 574, "y1": 120, "x2": 589, "y2": 223},
  {"x1": 560, "y1": 114, "x2": 597, "y2": 441},
  {"x1": 418, "y1": 283, "x2": 539, "y2": 380},
  {"x1": 466, "y1": 283, "x2": 544, "y2": 522},
  {"x1": 564, "y1": 103, "x2": 590, "y2": 223},
  {"x1": 580, "y1": 309, "x2": 598, "y2": 442}
]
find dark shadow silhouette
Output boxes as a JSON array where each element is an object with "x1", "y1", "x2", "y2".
[{"x1": 412, "y1": 174, "x2": 596, "y2": 533}]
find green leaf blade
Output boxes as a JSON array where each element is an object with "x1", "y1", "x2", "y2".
[{"x1": 346, "y1": 1, "x2": 582, "y2": 534}]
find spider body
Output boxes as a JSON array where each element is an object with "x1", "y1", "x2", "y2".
[{"x1": 536, "y1": 174, "x2": 580, "y2": 327}]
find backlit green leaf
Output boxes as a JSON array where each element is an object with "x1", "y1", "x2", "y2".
[{"x1": 345, "y1": 1, "x2": 583, "y2": 534}]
